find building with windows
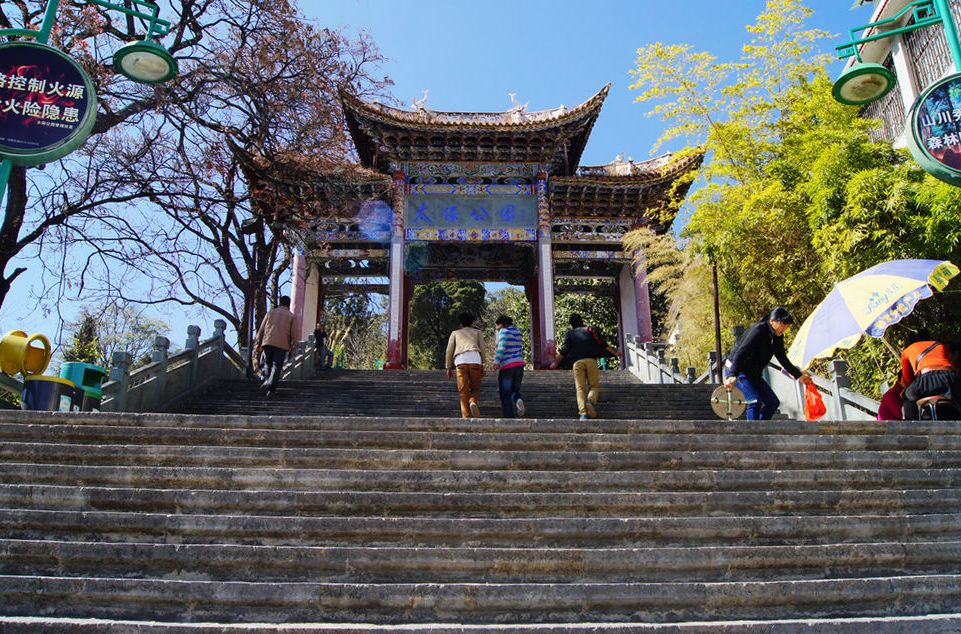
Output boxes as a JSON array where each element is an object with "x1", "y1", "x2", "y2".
[{"x1": 852, "y1": 0, "x2": 961, "y2": 144}]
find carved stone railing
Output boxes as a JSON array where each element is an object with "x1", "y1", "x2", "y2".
[
  {"x1": 102, "y1": 320, "x2": 317, "y2": 413},
  {"x1": 764, "y1": 358, "x2": 879, "y2": 421},
  {"x1": 624, "y1": 334, "x2": 880, "y2": 420},
  {"x1": 624, "y1": 337, "x2": 708, "y2": 385}
]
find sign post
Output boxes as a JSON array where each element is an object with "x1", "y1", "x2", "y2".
[{"x1": 0, "y1": 0, "x2": 176, "y2": 204}]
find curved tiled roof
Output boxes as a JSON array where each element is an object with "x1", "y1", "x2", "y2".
[
  {"x1": 550, "y1": 151, "x2": 704, "y2": 224},
  {"x1": 342, "y1": 85, "x2": 611, "y2": 175}
]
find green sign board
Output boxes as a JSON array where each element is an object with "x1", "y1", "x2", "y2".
[
  {"x1": 907, "y1": 71, "x2": 961, "y2": 186},
  {"x1": 404, "y1": 194, "x2": 537, "y2": 241},
  {"x1": 0, "y1": 41, "x2": 97, "y2": 166}
]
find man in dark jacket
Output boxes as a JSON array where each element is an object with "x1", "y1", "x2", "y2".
[
  {"x1": 550, "y1": 313, "x2": 621, "y2": 420},
  {"x1": 724, "y1": 307, "x2": 811, "y2": 420}
]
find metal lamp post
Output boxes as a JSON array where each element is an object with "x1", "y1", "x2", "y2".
[
  {"x1": 0, "y1": 0, "x2": 177, "y2": 201},
  {"x1": 240, "y1": 217, "x2": 264, "y2": 379}
]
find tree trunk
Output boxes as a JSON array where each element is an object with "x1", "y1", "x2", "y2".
[{"x1": 0, "y1": 165, "x2": 28, "y2": 309}]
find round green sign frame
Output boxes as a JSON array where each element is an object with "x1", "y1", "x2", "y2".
[
  {"x1": 0, "y1": 41, "x2": 98, "y2": 166},
  {"x1": 906, "y1": 71, "x2": 961, "y2": 186}
]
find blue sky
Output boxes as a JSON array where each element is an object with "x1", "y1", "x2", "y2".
[
  {"x1": 2, "y1": 0, "x2": 876, "y2": 354},
  {"x1": 310, "y1": 0, "x2": 873, "y2": 164}
]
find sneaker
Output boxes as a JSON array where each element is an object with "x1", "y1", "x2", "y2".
[
  {"x1": 585, "y1": 400, "x2": 597, "y2": 418},
  {"x1": 579, "y1": 413, "x2": 589, "y2": 421},
  {"x1": 515, "y1": 398, "x2": 525, "y2": 418},
  {"x1": 469, "y1": 401, "x2": 481, "y2": 418}
]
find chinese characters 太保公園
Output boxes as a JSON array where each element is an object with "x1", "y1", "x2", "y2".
[{"x1": 409, "y1": 201, "x2": 528, "y2": 229}]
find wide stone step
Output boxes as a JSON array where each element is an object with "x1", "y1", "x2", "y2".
[
  {"x1": 5, "y1": 463, "x2": 961, "y2": 492},
  {"x1": 3, "y1": 574, "x2": 961, "y2": 623},
  {"x1": 5, "y1": 442, "x2": 961, "y2": 470},
  {"x1": 3, "y1": 484, "x2": 959, "y2": 517},
  {"x1": 11, "y1": 411, "x2": 957, "y2": 436},
  {"x1": 6, "y1": 509, "x2": 961, "y2": 547},
  {"x1": 4, "y1": 614, "x2": 961, "y2": 633},
  {"x1": 4, "y1": 539, "x2": 961, "y2": 583},
  {"x1": 5, "y1": 423, "x2": 960, "y2": 451}
]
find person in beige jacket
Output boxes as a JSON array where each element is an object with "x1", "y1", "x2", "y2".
[
  {"x1": 253, "y1": 295, "x2": 297, "y2": 396},
  {"x1": 445, "y1": 311, "x2": 486, "y2": 418}
]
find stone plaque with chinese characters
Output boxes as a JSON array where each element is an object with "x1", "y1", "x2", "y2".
[
  {"x1": 404, "y1": 195, "x2": 537, "y2": 241},
  {"x1": 0, "y1": 41, "x2": 97, "y2": 165}
]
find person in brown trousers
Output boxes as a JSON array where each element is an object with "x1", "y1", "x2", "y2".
[
  {"x1": 445, "y1": 311, "x2": 486, "y2": 418},
  {"x1": 253, "y1": 295, "x2": 298, "y2": 397}
]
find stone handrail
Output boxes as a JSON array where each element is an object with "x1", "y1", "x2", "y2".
[
  {"x1": 764, "y1": 358, "x2": 879, "y2": 421},
  {"x1": 624, "y1": 335, "x2": 880, "y2": 420},
  {"x1": 623, "y1": 336, "x2": 714, "y2": 385},
  {"x1": 101, "y1": 320, "x2": 317, "y2": 413},
  {"x1": 2, "y1": 319, "x2": 318, "y2": 412}
]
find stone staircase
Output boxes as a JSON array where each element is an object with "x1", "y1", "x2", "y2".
[
  {"x1": 1, "y1": 371, "x2": 961, "y2": 631},
  {"x1": 173, "y1": 368, "x2": 719, "y2": 420}
]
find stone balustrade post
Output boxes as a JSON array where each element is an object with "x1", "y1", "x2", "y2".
[
  {"x1": 830, "y1": 359, "x2": 851, "y2": 421},
  {"x1": 686, "y1": 367, "x2": 697, "y2": 383},
  {"x1": 151, "y1": 336, "x2": 170, "y2": 364},
  {"x1": 670, "y1": 357, "x2": 680, "y2": 383},
  {"x1": 151, "y1": 336, "x2": 170, "y2": 406},
  {"x1": 295, "y1": 341, "x2": 307, "y2": 379},
  {"x1": 656, "y1": 349, "x2": 666, "y2": 384},
  {"x1": 708, "y1": 351, "x2": 719, "y2": 384},
  {"x1": 185, "y1": 325, "x2": 201, "y2": 350},
  {"x1": 644, "y1": 343, "x2": 655, "y2": 383},
  {"x1": 306, "y1": 334, "x2": 317, "y2": 376},
  {"x1": 108, "y1": 351, "x2": 132, "y2": 412},
  {"x1": 185, "y1": 325, "x2": 201, "y2": 386},
  {"x1": 213, "y1": 320, "x2": 227, "y2": 377}
]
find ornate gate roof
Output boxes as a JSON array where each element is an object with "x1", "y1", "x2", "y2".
[{"x1": 342, "y1": 85, "x2": 610, "y2": 175}]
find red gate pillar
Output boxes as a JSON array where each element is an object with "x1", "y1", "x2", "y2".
[
  {"x1": 385, "y1": 170, "x2": 408, "y2": 369},
  {"x1": 289, "y1": 250, "x2": 307, "y2": 340},
  {"x1": 632, "y1": 251, "x2": 654, "y2": 343},
  {"x1": 526, "y1": 276, "x2": 542, "y2": 368},
  {"x1": 534, "y1": 172, "x2": 556, "y2": 368}
]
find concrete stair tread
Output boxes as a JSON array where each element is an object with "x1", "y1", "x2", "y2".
[
  {"x1": 4, "y1": 538, "x2": 961, "y2": 583},
  {"x1": 7, "y1": 508, "x2": 961, "y2": 547},
  {"x1": 7, "y1": 423, "x2": 961, "y2": 451},
  {"x1": 4, "y1": 614, "x2": 961, "y2": 633},
  {"x1": 6, "y1": 463, "x2": 961, "y2": 492},
  {"x1": 10, "y1": 411, "x2": 961, "y2": 435},
  {"x1": 4, "y1": 574, "x2": 961, "y2": 623},
  {"x1": 3, "y1": 483, "x2": 961, "y2": 517},
  {"x1": 6, "y1": 442, "x2": 961, "y2": 472}
]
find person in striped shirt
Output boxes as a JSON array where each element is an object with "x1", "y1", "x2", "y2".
[{"x1": 492, "y1": 315, "x2": 526, "y2": 418}]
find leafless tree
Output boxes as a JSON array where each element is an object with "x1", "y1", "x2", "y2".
[{"x1": 1, "y1": 0, "x2": 390, "y2": 346}]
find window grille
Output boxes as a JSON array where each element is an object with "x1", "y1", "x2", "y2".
[{"x1": 903, "y1": 0, "x2": 961, "y2": 91}]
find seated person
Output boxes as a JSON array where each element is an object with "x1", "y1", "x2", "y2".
[
  {"x1": 900, "y1": 331, "x2": 961, "y2": 420},
  {"x1": 876, "y1": 379, "x2": 904, "y2": 421}
]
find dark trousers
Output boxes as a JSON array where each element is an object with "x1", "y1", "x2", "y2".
[
  {"x1": 735, "y1": 373, "x2": 779, "y2": 420},
  {"x1": 262, "y1": 345, "x2": 287, "y2": 392},
  {"x1": 498, "y1": 366, "x2": 524, "y2": 418},
  {"x1": 903, "y1": 370, "x2": 961, "y2": 419}
]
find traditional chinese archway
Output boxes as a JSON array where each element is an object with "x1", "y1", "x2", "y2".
[{"x1": 242, "y1": 85, "x2": 701, "y2": 369}]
